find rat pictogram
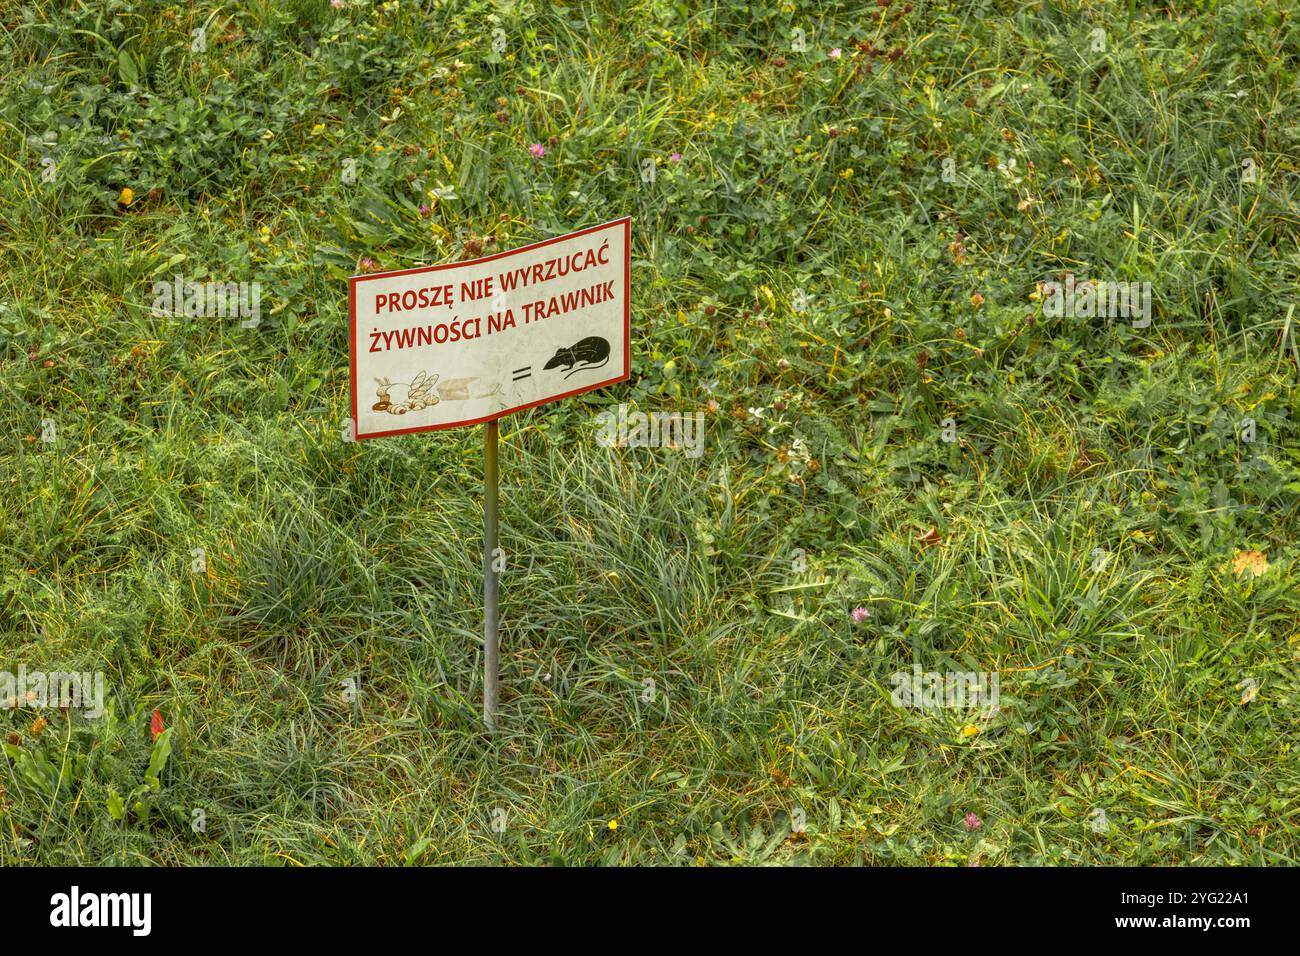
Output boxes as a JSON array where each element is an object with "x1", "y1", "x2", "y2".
[{"x1": 544, "y1": 336, "x2": 610, "y2": 379}]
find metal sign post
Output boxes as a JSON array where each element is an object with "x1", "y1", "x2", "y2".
[{"x1": 482, "y1": 417, "x2": 500, "y2": 731}]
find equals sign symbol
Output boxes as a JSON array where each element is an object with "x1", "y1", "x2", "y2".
[{"x1": 512, "y1": 365, "x2": 531, "y2": 381}]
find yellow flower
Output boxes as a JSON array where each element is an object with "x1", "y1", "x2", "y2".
[
  {"x1": 607, "y1": 819, "x2": 619, "y2": 831},
  {"x1": 839, "y1": 168, "x2": 855, "y2": 180},
  {"x1": 961, "y1": 724, "x2": 980, "y2": 737},
  {"x1": 118, "y1": 187, "x2": 135, "y2": 206},
  {"x1": 310, "y1": 123, "x2": 326, "y2": 136}
]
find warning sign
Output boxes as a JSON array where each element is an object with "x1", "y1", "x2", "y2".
[{"x1": 349, "y1": 217, "x2": 630, "y2": 439}]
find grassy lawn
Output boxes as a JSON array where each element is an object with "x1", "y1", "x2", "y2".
[{"x1": 1, "y1": 0, "x2": 1298, "y2": 866}]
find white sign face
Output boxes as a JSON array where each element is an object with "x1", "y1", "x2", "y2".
[{"x1": 349, "y1": 217, "x2": 630, "y2": 439}]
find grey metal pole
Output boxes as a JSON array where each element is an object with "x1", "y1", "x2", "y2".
[{"x1": 483, "y1": 417, "x2": 500, "y2": 731}]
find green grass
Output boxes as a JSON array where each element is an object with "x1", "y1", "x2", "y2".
[{"x1": 1, "y1": 0, "x2": 1298, "y2": 865}]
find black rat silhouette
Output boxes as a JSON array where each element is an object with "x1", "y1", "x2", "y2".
[{"x1": 544, "y1": 336, "x2": 611, "y2": 379}]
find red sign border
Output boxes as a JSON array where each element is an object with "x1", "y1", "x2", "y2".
[{"x1": 349, "y1": 216, "x2": 631, "y2": 440}]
